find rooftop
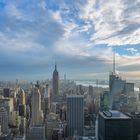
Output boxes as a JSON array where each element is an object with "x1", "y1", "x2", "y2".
[
  {"x1": 67, "y1": 95, "x2": 84, "y2": 98},
  {"x1": 127, "y1": 112, "x2": 140, "y2": 118},
  {"x1": 81, "y1": 137, "x2": 96, "y2": 140},
  {"x1": 100, "y1": 110, "x2": 131, "y2": 119}
]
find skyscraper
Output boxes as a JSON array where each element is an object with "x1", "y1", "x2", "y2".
[
  {"x1": 18, "y1": 88, "x2": 26, "y2": 136},
  {"x1": 109, "y1": 53, "x2": 134, "y2": 110},
  {"x1": 109, "y1": 52, "x2": 117, "y2": 91},
  {"x1": 66, "y1": 95, "x2": 84, "y2": 137},
  {"x1": 0, "y1": 107, "x2": 8, "y2": 134},
  {"x1": 109, "y1": 52, "x2": 126, "y2": 109},
  {"x1": 98, "y1": 111, "x2": 132, "y2": 140},
  {"x1": 19, "y1": 88, "x2": 26, "y2": 117},
  {"x1": 43, "y1": 84, "x2": 51, "y2": 117},
  {"x1": 26, "y1": 126, "x2": 46, "y2": 140},
  {"x1": 19, "y1": 88, "x2": 25, "y2": 105},
  {"x1": 127, "y1": 112, "x2": 140, "y2": 140},
  {"x1": 31, "y1": 87, "x2": 43, "y2": 126},
  {"x1": 88, "y1": 85, "x2": 94, "y2": 97},
  {"x1": 3, "y1": 88, "x2": 10, "y2": 98},
  {"x1": 53, "y1": 64, "x2": 59, "y2": 98}
]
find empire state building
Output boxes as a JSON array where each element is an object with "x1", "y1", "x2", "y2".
[{"x1": 52, "y1": 64, "x2": 59, "y2": 98}]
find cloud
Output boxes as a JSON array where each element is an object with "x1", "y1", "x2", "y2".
[
  {"x1": 76, "y1": 72, "x2": 109, "y2": 80},
  {"x1": 126, "y1": 47, "x2": 138, "y2": 55},
  {"x1": 116, "y1": 53, "x2": 140, "y2": 68},
  {"x1": 0, "y1": 0, "x2": 140, "y2": 80},
  {"x1": 70, "y1": 0, "x2": 140, "y2": 45},
  {"x1": 0, "y1": 1, "x2": 66, "y2": 78},
  {"x1": 0, "y1": 1, "x2": 65, "y2": 51},
  {"x1": 119, "y1": 70, "x2": 140, "y2": 81}
]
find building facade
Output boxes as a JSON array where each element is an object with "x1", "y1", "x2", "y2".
[
  {"x1": 98, "y1": 110, "x2": 133, "y2": 140},
  {"x1": 31, "y1": 87, "x2": 43, "y2": 126},
  {"x1": 67, "y1": 95, "x2": 84, "y2": 137},
  {"x1": 0, "y1": 107, "x2": 8, "y2": 134}
]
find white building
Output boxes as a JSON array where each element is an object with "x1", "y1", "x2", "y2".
[{"x1": 31, "y1": 87, "x2": 43, "y2": 126}]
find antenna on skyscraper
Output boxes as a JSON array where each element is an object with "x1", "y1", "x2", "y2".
[
  {"x1": 55, "y1": 60, "x2": 57, "y2": 70},
  {"x1": 64, "y1": 74, "x2": 66, "y2": 81},
  {"x1": 113, "y1": 49, "x2": 116, "y2": 74}
]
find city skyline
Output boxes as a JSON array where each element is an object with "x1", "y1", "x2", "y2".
[{"x1": 0, "y1": 0, "x2": 140, "y2": 80}]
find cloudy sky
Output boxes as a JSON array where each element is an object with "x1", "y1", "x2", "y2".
[{"x1": 0, "y1": 0, "x2": 140, "y2": 80}]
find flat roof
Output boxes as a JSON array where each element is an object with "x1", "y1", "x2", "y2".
[
  {"x1": 82, "y1": 137, "x2": 96, "y2": 140},
  {"x1": 100, "y1": 110, "x2": 131, "y2": 119},
  {"x1": 67, "y1": 95, "x2": 84, "y2": 98}
]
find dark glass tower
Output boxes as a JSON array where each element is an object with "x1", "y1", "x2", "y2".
[{"x1": 67, "y1": 95, "x2": 84, "y2": 137}]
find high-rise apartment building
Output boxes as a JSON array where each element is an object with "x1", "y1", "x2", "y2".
[{"x1": 66, "y1": 95, "x2": 84, "y2": 137}]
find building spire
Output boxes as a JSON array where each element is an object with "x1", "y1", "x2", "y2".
[
  {"x1": 113, "y1": 51, "x2": 116, "y2": 74},
  {"x1": 64, "y1": 73, "x2": 66, "y2": 81},
  {"x1": 55, "y1": 61, "x2": 57, "y2": 70}
]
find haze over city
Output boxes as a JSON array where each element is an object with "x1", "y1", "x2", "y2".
[{"x1": 0, "y1": 0, "x2": 140, "y2": 80}]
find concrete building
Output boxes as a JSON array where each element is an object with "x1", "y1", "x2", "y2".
[
  {"x1": 26, "y1": 126, "x2": 45, "y2": 140},
  {"x1": 13, "y1": 135, "x2": 25, "y2": 140},
  {"x1": 3, "y1": 88, "x2": 10, "y2": 98},
  {"x1": 18, "y1": 89, "x2": 26, "y2": 136},
  {"x1": 18, "y1": 89, "x2": 26, "y2": 117},
  {"x1": 0, "y1": 97, "x2": 15, "y2": 126},
  {"x1": 0, "y1": 98, "x2": 14, "y2": 114},
  {"x1": 77, "y1": 85, "x2": 84, "y2": 95},
  {"x1": 19, "y1": 89, "x2": 26, "y2": 105},
  {"x1": 124, "y1": 83, "x2": 134, "y2": 94},
  {"x1": 0, "y1": 132, "x2": 13, "y2": 140},
  {"x1": 0, "y1": 107, "x2": 8, "y2": 134},
  {"x1": 98, "y1": 110, "x2": 132, "y2": 140},
  {"x1": 45, "y1": 113, "x2": 60, "y2": 140},
  {"x1": 67, "y1": 95, "x2": 84, "y2": 137},
  {"x1": 88, "y1": 85, "x2": 94, "y2": 97},
  {"x1": 43, "y1": 84, "x2": 51, "y2": 117},
  {"x1": 0, "y1": 125, "x2": 1, "y2": 135},
  {"x1": 31, "y1": 87, "x2": 43, "y2": 126},
  {"x1": 100, "y1": 91, "x2": 109, "y2": 111}
]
